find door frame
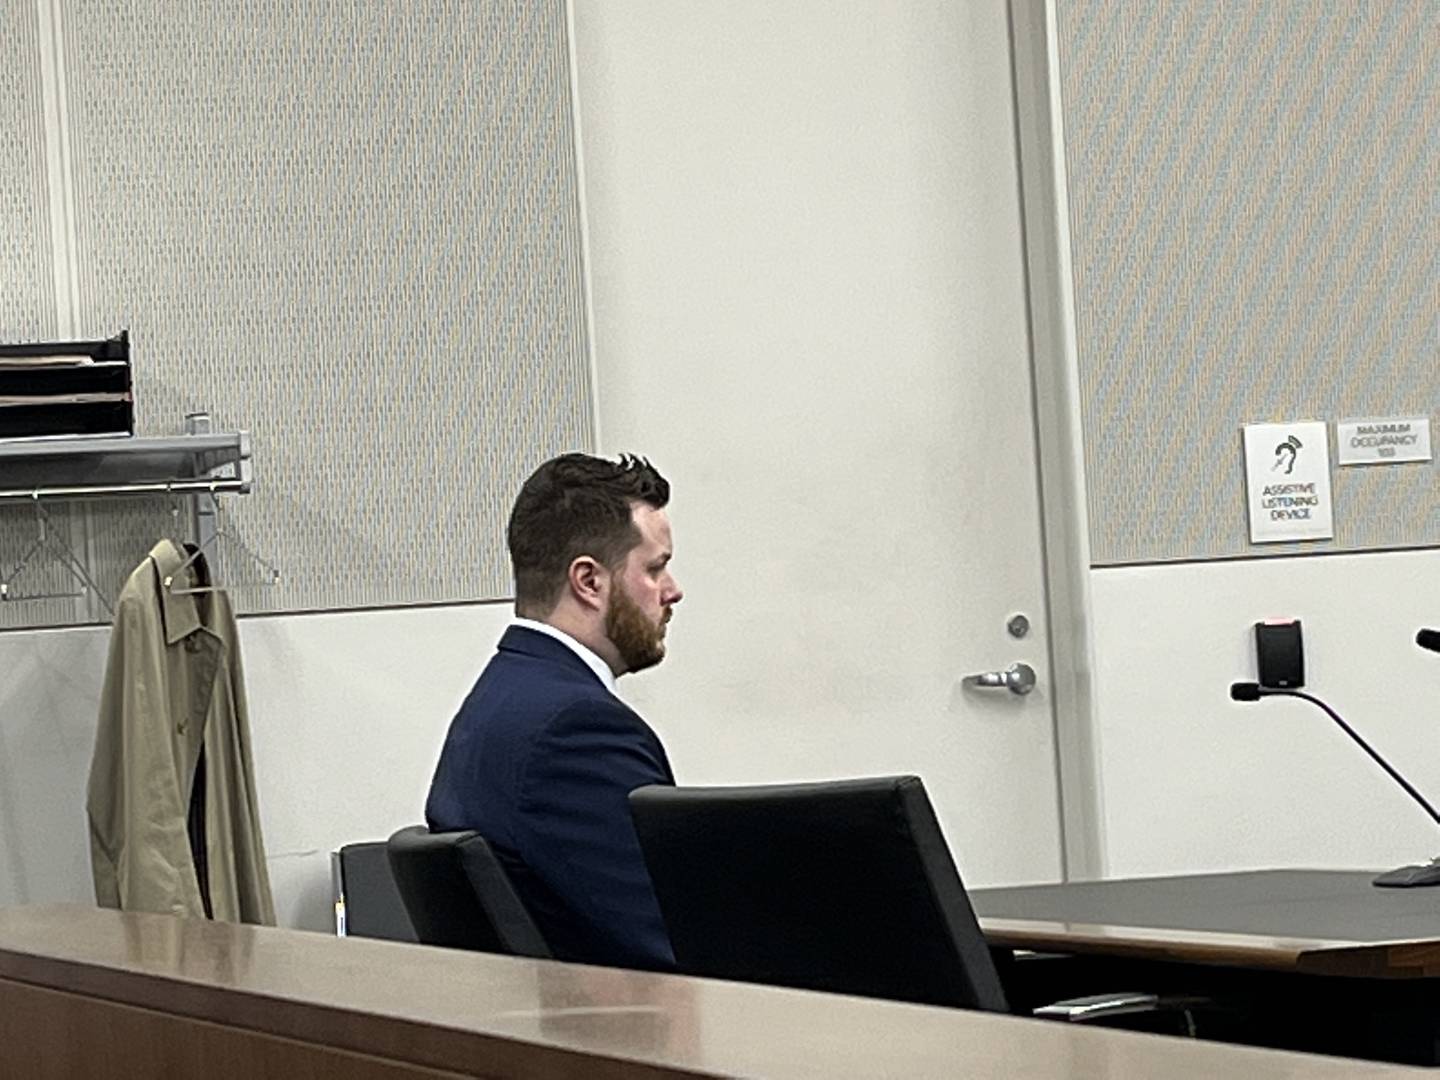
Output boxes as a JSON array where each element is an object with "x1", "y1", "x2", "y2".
[{"x1": 1008, "y1": 0, "x2": 1103, "y2": 881}]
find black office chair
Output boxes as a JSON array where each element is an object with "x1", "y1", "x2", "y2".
[
  {"x1": 332, "y1": 840, "x2": 419, "y2": 942},
  {"x1": 385, "y1": 826, "x2": 551, "y2": 958},
  {"x1": 631, "y1": 776, "x2": 1173, "y2": 1024}
]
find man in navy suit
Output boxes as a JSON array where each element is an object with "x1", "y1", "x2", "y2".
[{"x1": 426, "y1": 453, "x2": 684, "y2": 970}]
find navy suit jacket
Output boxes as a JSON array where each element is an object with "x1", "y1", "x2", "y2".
[{"x1": 425, "y1": 626, "x2": 675, "y2": 970}]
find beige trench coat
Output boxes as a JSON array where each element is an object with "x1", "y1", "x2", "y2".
[{"x1": 87, "y1": 539, "x2": 275, "y2": 924}]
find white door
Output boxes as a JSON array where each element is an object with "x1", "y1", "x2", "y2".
[{"x1": 571, "y1": 0, "x2": 1065, "y2": 886}]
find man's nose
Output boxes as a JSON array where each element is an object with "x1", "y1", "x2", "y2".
[{"x1": 666, "y1": 579, "x2": 684, "y2": 606}]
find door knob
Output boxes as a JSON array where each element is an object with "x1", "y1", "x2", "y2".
[{"x1": 962, "y1": 662, "x2": 1037, "y2": 696}]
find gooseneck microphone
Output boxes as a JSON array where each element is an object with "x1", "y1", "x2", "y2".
[
  {"x1": 1230, "y1": 682, "x2": 1440, "y2": 887},
  {"x1": 1419, "y1": 629, "x2": 1440, "y2": 654}
]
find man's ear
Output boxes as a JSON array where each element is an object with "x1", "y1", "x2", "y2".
[{"x1": 567, "y1": 556, "x2": 609, "y2": 612}]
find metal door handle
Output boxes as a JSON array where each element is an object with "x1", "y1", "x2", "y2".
[{"x1": 962, "y1": 662, "x2": 1036, "y2": 696}]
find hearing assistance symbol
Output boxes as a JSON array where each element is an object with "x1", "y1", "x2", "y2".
[
  {"x1": 1272, "y1": 435, "x2": 1302, "y2": 475},
  {"x1": 1243, "y1": 421, "x2": 1333, "y2": 544}
]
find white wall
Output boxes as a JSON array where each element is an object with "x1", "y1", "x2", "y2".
[
  {"x1": 1091, "y1": 548, "x2": 1440, "y2": 878},
  {"x1": 0, "y1": 603, "x2": 511, "y2": 931},
  {"x1": 0, "y1": 625, "x2": 106, "y2": 910}
]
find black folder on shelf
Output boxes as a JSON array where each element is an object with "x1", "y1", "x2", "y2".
[{"x1": 0, "y1": 331, "x2": 133, "y2": 441}]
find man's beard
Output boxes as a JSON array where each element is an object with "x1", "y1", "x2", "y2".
[{"x1": 605, "y1": 585, "x2": 668, "y2": 674}]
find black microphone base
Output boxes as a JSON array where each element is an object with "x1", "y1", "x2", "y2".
[{"x1": 1373, "y1": 857, "x2": 1440, "y2": 888}]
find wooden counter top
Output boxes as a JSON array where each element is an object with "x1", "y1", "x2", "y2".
[{"x1": 0, "y1": 905, "x2": 1428, "y2": 1078}]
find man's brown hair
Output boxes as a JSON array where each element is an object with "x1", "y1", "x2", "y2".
[{"x1": 508, "y1": 453, "x2": 670, "y2": 617}]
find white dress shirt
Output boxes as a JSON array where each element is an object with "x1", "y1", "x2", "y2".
[{"x1": 510, "y1": 617, "x2": 617, "y2": 694}]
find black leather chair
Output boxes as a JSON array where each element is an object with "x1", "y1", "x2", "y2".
[
  {"x1": 385, "y1": 826, "x2": 550, "y2": 958},
  {"x1": 630, "y1": 775, "x2": 1008, "y2": 1010},
  {"x1": 630, "y1": 776, "x2": 1176, "y2": 1025},
  {"x1": 332, "y1": 840, "x2": 418, "y2": 942}
]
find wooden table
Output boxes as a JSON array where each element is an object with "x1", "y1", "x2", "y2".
[
  {"x1": 0, "y1": 903, "x2": 1428, "y2": 1079},
  {"x1": 972, "y1": 870, "x2": 1440, "y2": 1064}
]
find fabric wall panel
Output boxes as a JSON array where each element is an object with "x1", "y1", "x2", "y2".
[
  {"x1": 42, "y1": 0, "x2": 592, "y2": 620},
  {"x1": 1058, "y1": 1, "x2": 1438, "y2": 564},
  {"x1": 0, "y1": 3, "x2": 70, "y2": 630}
]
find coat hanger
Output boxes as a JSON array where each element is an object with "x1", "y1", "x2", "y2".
[
  {"x1": 164, "y1": 486, "x2": 280, "y2": 596},
  {"x1": 163, "y1": 487, "x2": 199, "y2": 558},
  {"x1": 0, "y1": 496, "x2": 114, "y2": 616}
]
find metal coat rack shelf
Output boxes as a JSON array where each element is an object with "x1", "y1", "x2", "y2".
[
  {"x1": 0, "y1": 413, "x2": 264, "y2": 619},
  {"x1": 0, "y1": 422, "x2": 250, "y2": 505}
]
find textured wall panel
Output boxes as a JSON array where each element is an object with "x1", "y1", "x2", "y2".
[
  {"x1": 42, "y1": 0, "x2": 592, "y2": 623},
  {"x1": 0, "y1": 2, "x2": 67, "y2": 630},
  {"x1": 0, "y1": 2, "x2": 56, "y2": 344},
  {"x1": 1058, "y1": 1, "x2": 1438, "y2": 564},
  {"x1": 0, "y1": 503, "x2": 92, "y2": 630}
]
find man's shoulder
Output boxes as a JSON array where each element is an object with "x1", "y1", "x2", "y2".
[
  {"x1": 481, "y1": 652, "x2": 660, "y2": 748},
  {"x1": 459, "y1": 644, "x2": 624, "y2": 733},
  {"x1": 481, "y1": 642, "x2": 612, "y2": 700}
]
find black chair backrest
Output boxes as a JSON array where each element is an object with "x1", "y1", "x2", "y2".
[
  {"x1": 386, "y1": 826, "x2": 550, "y2": 958},
  {"x1": 334, "y1": 841, "x2": 418, "y2": 942},
  {"x1": 629, "y1": 775, "x2": 1008, "y2": 1012}
]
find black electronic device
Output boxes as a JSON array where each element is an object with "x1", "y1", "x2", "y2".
[
  {"x1": 1230, "y1": 681, "x2": 1440, "y2": 888},
  {"x1": 1255, "y1": 619, "x2": 1304, "y2": 689},
  {"x1": 1419, "y1": 629, "x2": 1440, "y2": 654}
]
